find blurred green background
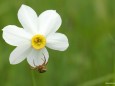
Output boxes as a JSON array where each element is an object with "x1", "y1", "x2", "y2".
[{"x1": 0, "y1": 0, "x2": 115, "y2": 86}]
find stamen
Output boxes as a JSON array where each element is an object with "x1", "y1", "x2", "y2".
[{"x1": 31, "y1": 34, "x2": 46, "y2": 50}]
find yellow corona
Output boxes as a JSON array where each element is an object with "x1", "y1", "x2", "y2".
[{"x1": 31, "y1": 34, "x2": 46, "y2": 50}]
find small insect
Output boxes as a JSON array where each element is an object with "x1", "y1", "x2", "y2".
[{"x1": 31, "y1": 54, "x2": 48, "y2": 73}]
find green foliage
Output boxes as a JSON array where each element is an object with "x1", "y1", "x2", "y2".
[{"x1": 0, "y1": 0, "x2": 115, "y2": 86}]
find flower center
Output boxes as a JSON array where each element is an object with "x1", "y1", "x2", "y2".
[{"x1": 31, "y1": 34, "x2": 46, "y2": 50}]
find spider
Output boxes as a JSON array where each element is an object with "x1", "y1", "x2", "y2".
[{"x1": 31, "y1": 54, "x2": 48, "y2": 73}]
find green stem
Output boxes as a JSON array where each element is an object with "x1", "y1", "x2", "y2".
[
  {"x1": 113, "y1": 40, "x2": 115, "y2": 86},
  {"x1": 109, "y1": 33, "x2": 115, "y2": 86},
  {"x1": 31, "y1": 71, "x2": 37, "y2": 86}
]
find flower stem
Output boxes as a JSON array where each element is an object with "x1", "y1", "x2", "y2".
[{"x1": 31, "y1": 71, "x2": 37, "y2": 86}]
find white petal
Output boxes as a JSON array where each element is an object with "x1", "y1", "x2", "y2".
[
  {"x1": 18, "y1": 4, "x2": 38, "y2": 34},
  {"x1": 27, "y1": 48, "x2": 49, "y2": 67},
  {"x1": 37, "y1": 10, "x2": 62, "y2": 36},
  {"x1": 10, "y1": 44, "x2": 32, "y2": 64},
  {"x1": 46, "y1": 33, "x2": 69, "y2": 51},
  {"x1": 2, "y1": 25, "x2": 32, "y2": 46}
]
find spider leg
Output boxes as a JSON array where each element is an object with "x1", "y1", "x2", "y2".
[
  {"x1": 33, "y1": 60, "x2": 37, "y2": 66},
  {"x1": 41, "y1": 53, "x2": 47, "y2": 65},
  {"x1": 29, "y1": 64, "x2": 35, "y2": 70},
  {"x1": 30, "y1": 66, "x2": 35, "y2": 70},
  {"x1": 33, "y1": 60, "x2": 37, "y2": 68},
  {"x1": 30, "y1": 60, "x2": 37, "y2": 70},
  {"x1": 43, "y1": 53, "x2": 48, "y2": 65}
]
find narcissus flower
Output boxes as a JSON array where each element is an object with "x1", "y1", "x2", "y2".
[{"x1": 2, "y1": 4, "x2": 69, "y2": 67}]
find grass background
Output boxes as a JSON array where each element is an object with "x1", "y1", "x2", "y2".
[{"x1": 0, "y1": 0, "x2": 115, "y2": 86}]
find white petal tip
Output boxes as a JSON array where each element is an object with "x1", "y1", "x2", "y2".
[
  {"x1": 21, "y1": 4, "x2": 27, "y2": 8},
  {"x1": 54, "y1": 10, "x2": 56, "y2": 12},
  {"x1": 2, "y1": 25, "x2": 16, "y2": 31},
  {"x1": 60, "y1": 43, "x2": 69, "y2": 51},
  {"x1": 46, "y1": 10, "x2": 57, "y2": 13},
  {"x1": 9, "y1": 60, "x2": 16, "y2": 64},
  {"x1": 9, "y1": 57, "x2": 22, "y2": 65},
  {"x1": 2, "y1": 25, "x2": 10, "y2": 31},
  {"x1": 19, "y1": 4, "x2": 29, "y2": 12},
  {"x1": 9, "y1": 57, "x2": 17, "y2": 64}
]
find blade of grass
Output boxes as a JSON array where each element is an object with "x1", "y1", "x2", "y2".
[{"x1": 79, "y1": 74, "x2": 114, "y2": 86}]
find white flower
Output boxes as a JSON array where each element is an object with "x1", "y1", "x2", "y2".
[{"x1": 2, "y1": 4, "x2": 69, "y2": 67}]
